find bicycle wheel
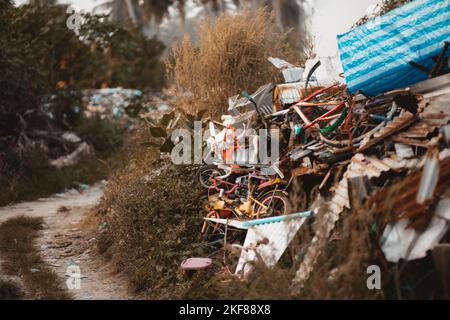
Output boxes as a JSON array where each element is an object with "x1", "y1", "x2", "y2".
[
  {"x1": 197, "y1": 164, "x2": 226, "y2": 189},
  {"x1": 254, "y1": 191, "x2": 291, "y2": 218}
]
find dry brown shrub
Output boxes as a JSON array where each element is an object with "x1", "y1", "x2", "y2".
[
  {"x1": 166, "y1": 8, "x2": 302, "y2": 118},
  {"x1": 297, "y1": 207, "x2": 382, "y2": 300}
]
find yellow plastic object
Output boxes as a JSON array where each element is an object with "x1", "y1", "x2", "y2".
[{"x1": 213, "y1": 200, "x2": 225, "y2": 210}]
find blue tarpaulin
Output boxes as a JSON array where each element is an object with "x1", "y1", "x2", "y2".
[{"x1": 338, "y1": 0, "x2": 450, "y2": 96}]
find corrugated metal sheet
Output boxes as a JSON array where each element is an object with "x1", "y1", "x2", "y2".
[
  {"x1": 236, "y1": 216, "x2": 308, "y2": 276},
  {"x1": 381, "y1": 198, "x2": 450, "y2": 263},
  {"x1": 228, "y1": 83, "x2": 274, "y2": 116},
  {"x1": 292, "y1": 151, "x2": 420, "y2": 286},
  {"x1": 267, "y1": 57, "x2": 305, "y2": 83},
  {"x1": 395, "y1": 93, "x2": 450, "y2": 139},
  {"x1": 292, "y1": 92, "x2": 450, "y2": 286},
  {"x1": 368, "y1": 149, "x2": 450, "y2": 225},
  {"x1": 337, "y1": 0, "x2": 450, "y2": 95},
  {"x1": 358, "y1": 111, "x2": 418, "y2": 152}
]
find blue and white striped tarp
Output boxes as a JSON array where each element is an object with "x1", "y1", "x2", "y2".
[{"x1": 338, "y1": 0, "x2": 450, "y2": 96}]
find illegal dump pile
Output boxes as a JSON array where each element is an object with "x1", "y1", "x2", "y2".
[
  {"x1": 100, "y1": 0, "x2": 450, "y2": 299},
  {"x1": 180, "y1": 0, "x2": 450, "y2": 299}
]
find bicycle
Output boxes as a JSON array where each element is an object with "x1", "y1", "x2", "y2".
[{"x1": 201, "y1": 165, "x2": 291, "y2": 241}]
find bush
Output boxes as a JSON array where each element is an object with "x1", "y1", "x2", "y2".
[
  {"x1": 166, "y1": 8, "x2": 300, "y2": 118},
  {"x1": 0, "y1": 3, "x2": 165, "y2": 150},
  {"x1": 98, "y1": 143, "x2": 219, "y2": 298},
  {"x1": 0, "y1": 2, "x2": 165, "y2": 204}
]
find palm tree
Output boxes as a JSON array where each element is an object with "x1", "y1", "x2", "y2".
[
  {"x1": 30, "y1": 0, "x2": 57, "y2": 5},
  {"x1": 98, "y1": 0, "x2": 308, "y2": 52},
  {"x1": 96, "y1": 0, "x2": 185, "y2": 26},
  {"x1": 102, "y1": 0, "x2": 306, "y2": 31}
]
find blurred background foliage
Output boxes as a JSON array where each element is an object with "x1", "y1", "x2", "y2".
[
  {"x1": 0, "y1": 0, "x2": 165, "y2": 205},
  {"x1": 0, "y1": 1, "x2": 165, "y2": 147}
]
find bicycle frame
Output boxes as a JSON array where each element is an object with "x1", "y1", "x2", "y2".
[{"x1": 206, "y1": 172, "x2": 286, "y2": 220}]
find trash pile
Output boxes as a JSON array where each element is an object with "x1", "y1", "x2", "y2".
[
  {"x1": 84, "y1": 88, "x2": 143, "y2": 120},
  {"x1": 83, "y1": 87, "x2": 171, "y2": 121},
  {"x1": 192, "y1": 65, "x2": 450, "y2": 280},
  {"x1": 178, "y1": 0, "x2": 450, "y2": 294},
  {"x1": 46, "y1": 88, "x2": 172, "y2": 170}
]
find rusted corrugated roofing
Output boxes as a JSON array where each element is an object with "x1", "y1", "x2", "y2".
[
  {"x1": 293, "y1": 147, "x2": 450, "y2": 287},
  {"x1": 357, "y1": 111, "x2": 418, "y2": 152},
  {"x1": 395, "y1": 94, "x2": 450, "y2": 139},
  {"x1": 292, "y1": 151, "x2": 414, "y2": 286},
  {"x1": 368, "y1": 150, "x2": 450, "y2": 227}
]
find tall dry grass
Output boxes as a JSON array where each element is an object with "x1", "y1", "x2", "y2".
[{"x1": 166, "y1": 8, "x2": 302, "y2": 118}]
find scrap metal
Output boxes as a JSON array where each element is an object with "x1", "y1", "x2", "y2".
[{"x1": 185, "y1": 52, "x2": 450, "y2": 287}]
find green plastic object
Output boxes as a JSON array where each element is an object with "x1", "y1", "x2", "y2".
[
  {"x1": 371, "y1": 223, "x2": 378, "y2": 235},
  {"x1": 319, "y1": 107, "x2": 349, "y2": 134},
  {"x1": 294, "y1": 124, "x2": 303, "y2": 135}
]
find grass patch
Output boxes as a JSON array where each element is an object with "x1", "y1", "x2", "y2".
[
  {"x1": 0, "y1": 216, "x2": 71, "y2": 299},
  {"x1": 0, "y1": 279, "x2": 24, "y2": 300},
  {"x1": 98, "y1": 143, "x2": 220, "y2": 298}
]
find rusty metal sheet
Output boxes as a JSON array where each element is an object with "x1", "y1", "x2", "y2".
[
  {"x1": 368, "y1": 150, "x2": 450, "y2": 226},
  {"x1": 392, "y1": 136, "x2": 430, "y2": 148},
  {"x1": 292, "y1": 147, "x2": 450, "y2": 287},
  {"x1": 357, "y1": 112, "x2": 418, "y2": 153},
  {"x1": 292, "y1": 151, "x2": 413, "y2": 287},
  {"x1": 395, "y1": 94, "x2": 450, "y2": 139}
]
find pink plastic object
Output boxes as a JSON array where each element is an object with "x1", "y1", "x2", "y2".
[{"x1": 181, "y1": 258, "x2": 212, "y2": 271}]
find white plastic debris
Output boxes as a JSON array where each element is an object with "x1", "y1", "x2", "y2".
[
  {"x1": 204, "y1": 212, "x2": 314, "y2": 276},
  {"x1": 50, "y1": 142, "x2": 94, "y2": 169},
  {"x1": 235, "y1": 215, "x2": 309, "y2": 276},
  {"x1": 416, "y1": 151, "x2": 440, "y2": 205},
  {"x1": 268, "y1": 57, "x2": 304, "y2": 83},
  {"x1": 61, "y1": 132, "x2": 82, "y2": 144}
]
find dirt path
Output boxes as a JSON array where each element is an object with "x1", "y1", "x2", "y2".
[{"x1": 0, "y1": 182, "x2": 133, "y2": 300}]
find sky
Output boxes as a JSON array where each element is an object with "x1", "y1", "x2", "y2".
[
  {"x1": 14, "y1": 0, "x2": 381, "y2": 57},
  {"x1": 14, "y1": 0, "x2": 106, "y2": 11}
]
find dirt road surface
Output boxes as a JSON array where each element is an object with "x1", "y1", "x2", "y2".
[{"x1": 0, "y1": 182, "x2": 132, "y2": 300}]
